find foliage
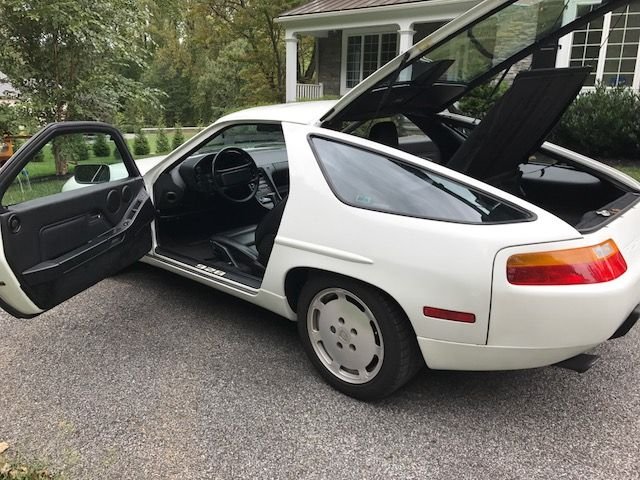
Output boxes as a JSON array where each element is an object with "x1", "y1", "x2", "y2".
[
  {"x1": 172, "y1": 126, "x2": 185, "y2": 149},
  {"x1": 74, "y1": 136, "x2": 90, "y2": 161},
  {"x1": 133, "y1": 129, "x2": 151, "y2": 156},
  {"x1": 199, "y1": 0, "x2": 304, "y2": 105},
  {"x1": 0, "y1": 0, "x2": 309, "y2": 133},
  {"x1": 551, "y1": 84, "x2": 640, "y2": 159},
  {"x1": 156, "y1": 125, "x2": 171, "y2": 153},
  {"x1": 93, "y1": 134, "x2": 111, "y2": 157},
  {"x1": 48, "y1": 135, "x2": 90, "y2": 174},
  {"x1": 32, "y1": 149, "x2": 44, "y2": 163},
  {"x1": 0, "y1": 105, "x2": 19, "y2": 134},
  {"x1": 456, "y1": 81, "x2": 509, "y2": 119},
  {"x1": 194, "y1": 39, "x2": 249, "y2": 120},
  {"x1": 0, "y1": 0, "x2": 159, "y2": 173},
  {"x1": 0, "y1": 458, "x2": 59, "y2": 479}
]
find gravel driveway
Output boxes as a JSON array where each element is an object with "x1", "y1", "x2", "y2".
[{"x1": 0, "y1": 263, "x2": 638, "y2": 479}]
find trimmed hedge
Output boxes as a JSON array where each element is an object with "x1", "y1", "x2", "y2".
[
  {"x1": 172, "y1": 125, "x2": 185, "y2": 150},
  {"x1": 133, "y1": 129, "x2": 151, "y2": 156},
  {"x1": 551, "y1": 85, "x2": 640, "y2": 160},
  {"x1": 458, "y1": 82, "x2": 640, "y2": 160},
  {"x1": 93, "y1": 134, "x2": 111, "y2": 157}
]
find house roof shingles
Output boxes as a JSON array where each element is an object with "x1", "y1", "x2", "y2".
[{"x1": 280, "y1": 0, "x2": 427, "y2": 17}]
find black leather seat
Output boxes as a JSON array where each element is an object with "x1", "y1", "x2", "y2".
[
  {"x1": 369, "y1": 121, "x2": 399, "y2": 148},
  {"x1": 210, "y1": 197, "x2": 288, "y2": 273}
]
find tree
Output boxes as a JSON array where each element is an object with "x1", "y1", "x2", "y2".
[
  {"x1": 93, "y1": 134, "x2": 111, "y2": 157},
  {"x1": 200, "y1": 0, "x2": 306, "y2": 104},
  {"x1": 0, "y1": 0, "x2": 159, "y2": 174},
  {"x1": 194, "y1": 39, "x2": 248, "y2": 120},
  {"x1": 133, "y1": 129, "x2": 151, "y2": 156},
  {"x1": 156, "y1": 125, "x2": 171, "y2": 153},
  {"x1": 172, "y1": 126, "x2": 185, "y2": 149}
]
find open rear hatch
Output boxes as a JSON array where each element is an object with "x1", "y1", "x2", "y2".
[
  {"x1": 317, "y1": 0, "x2": 634, "y2": 125},
  {"x1": 315, "y1": 0, "x2": 637, "y2": 233},
  {"x1": 443, "y1": 67, "x2": 640, "y2": 232}
]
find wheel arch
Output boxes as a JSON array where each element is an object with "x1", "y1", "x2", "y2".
[{"x1": 284, "y1": 266, "x2": 416, "y2": 335}]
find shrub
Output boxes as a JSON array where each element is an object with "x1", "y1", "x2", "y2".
[
  {"x1": 32, "y1": 149, "x2": 44, "y2": 162},
  {"x1": 133, "y1": 129, "x2": 151, "y2": 156},
  {"x1": 551, "y1": 84, "x2": 640, "y2": 159},
  {"x1": 114, "y1": 145, "x2": 122, "y2": 160},
  {"x1": 73, "y1": 135, "x2": 90, "y2": 161},
  {"x1": 456, "y1": 81, "x2": 509, "y2": 119},
  {"x1": 172, "y1": 125, "x2": 185, "y2": 150},
  {"x1": 156, "y1": 125, "x2": 170, "y2": 153},
  {"x1": 93, "y1": 134, "x2": 111, "y2": 157}
]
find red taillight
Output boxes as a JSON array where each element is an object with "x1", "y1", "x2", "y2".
[{"x1": 507, "y1": 239, "x2": 627, "y2": 286}]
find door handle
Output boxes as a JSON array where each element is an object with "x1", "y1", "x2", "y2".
[{"x1": 8, "y1": 214, "x2": 21, "y2": 233}]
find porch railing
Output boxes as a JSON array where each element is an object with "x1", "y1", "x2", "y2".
[{"x1": 296, "y1": 82, "x2": 324, "y2": 100}]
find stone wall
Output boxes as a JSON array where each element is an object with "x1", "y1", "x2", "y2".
[
  {"x1": 414, "y1": 21, "x2": 447, "y2": 43},
  {"x1": 318, "y1": 31, "x2": 343, "y2": 97}
]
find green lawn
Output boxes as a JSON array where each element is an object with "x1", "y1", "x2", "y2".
[{"x1": 20, "y1": 132, "x2": 196, "y2": 180}]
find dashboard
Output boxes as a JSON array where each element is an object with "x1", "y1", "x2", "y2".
[{"x1": 155, "y1": 147, "x2": 289, "y2": 211}]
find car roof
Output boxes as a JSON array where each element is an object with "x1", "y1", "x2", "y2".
[{"x1": 217, "y1": 100, "x2": 338, "y2": 126}]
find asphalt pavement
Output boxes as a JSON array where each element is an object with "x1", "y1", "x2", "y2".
[{"x1": 0, "y1": 263, "x2": 638, "y2": 479}]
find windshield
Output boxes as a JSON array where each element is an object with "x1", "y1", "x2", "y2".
[
  {"x1": 198, "y1": 124, "x2": 285, "y2": 155},
  {"x1": 399, "y1": 0, "x2": 606, "y2": 85}
]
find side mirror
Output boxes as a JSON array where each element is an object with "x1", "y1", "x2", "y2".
[{"x1": 74, "y1": 164, "x2": 110, "y2": 184}]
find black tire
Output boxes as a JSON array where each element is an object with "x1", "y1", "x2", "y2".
[{"x1": 297, "y1": 273, "x2": 424, "y2": 400}]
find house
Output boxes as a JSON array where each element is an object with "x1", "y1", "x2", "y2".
[
  {"x1": 276, "y1": 0, "x2": 640, "y2": 102},
  {"x1": 0, "y1": 73, "x2": 19, "y2": 106}
]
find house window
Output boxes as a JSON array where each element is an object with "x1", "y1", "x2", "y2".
[
  {"x1": 346, "y1": 33, "x2": 398, "y2": 88},
  {"x1": 567, "y1": 2, "x2": 640, "y2": 88},
  {"x1": 603, "y1": 3, "x2": 640, "y2": 87},
  {"x1": 569, "y1": 4, "x2": 603, "y2": 86}
]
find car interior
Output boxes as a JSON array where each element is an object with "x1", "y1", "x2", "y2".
[{"x1": 153, "y1": 123, "x2": 291, "y2": 288}]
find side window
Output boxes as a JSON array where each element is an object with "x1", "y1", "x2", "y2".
[
  {"x1": 2, "y1": 132, "x2": 129, "y2": 206},
  {"x1": 311, "y1": 136, "x2": 531, "y2": 224}
]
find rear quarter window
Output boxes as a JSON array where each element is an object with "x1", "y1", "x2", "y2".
[{"x1": 310, "y1": 136, "x2": 532, "y2": 224}]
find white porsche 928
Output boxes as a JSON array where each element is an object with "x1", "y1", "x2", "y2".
[{"x1": 0, "y1": 0, "x2": 638, "y2": 399}]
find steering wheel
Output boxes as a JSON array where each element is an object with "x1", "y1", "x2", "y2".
[{"x1": 211, "y1": 146, "x2": 260, "y2": 203}]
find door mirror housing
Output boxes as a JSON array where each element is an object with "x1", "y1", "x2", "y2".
[{"x1": 74, "y1": 164, "x2": 111, "y2": 184}]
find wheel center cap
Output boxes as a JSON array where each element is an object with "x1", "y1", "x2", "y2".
[{"x1": 337, "y1": 328, "x2": 351, "y2": 344}]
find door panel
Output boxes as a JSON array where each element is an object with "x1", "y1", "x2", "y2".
[
  {"x1": 0, "y1": 122, "x2": 153, "y2": 317},
  {"x1": 0, "y1": 178, "x2": 153, "y2": 310}
]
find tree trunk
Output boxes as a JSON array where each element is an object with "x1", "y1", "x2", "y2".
[{"x1": 52, "y1": 139, "x2": 69, "y2": 176}]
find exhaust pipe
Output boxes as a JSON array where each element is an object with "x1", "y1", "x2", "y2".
[{"x1": 554, "y1": 353, "x2": 599, "y2": 373}]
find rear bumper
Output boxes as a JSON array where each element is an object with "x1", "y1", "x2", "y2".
[
  {"x1": 418, "y1": 300, "x2": 639, "y2": 372},
  {"x1": 417, "y1": 337, "x2": 599, "y2": 371}
]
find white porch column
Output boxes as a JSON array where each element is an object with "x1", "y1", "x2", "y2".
[
  {"x1": 398, "y1": 23, "x2": 415, "y2": 81},
  {"x1": 398, "y1": 27, "x2": 415, "y2": 54},
  {"x1": 285, "y1": 32, "x2": 298, "y2": 103}
]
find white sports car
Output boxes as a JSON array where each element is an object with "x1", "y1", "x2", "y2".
[{"x1": 0, "y1": 0, "x2": 638, "y2": 399}]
